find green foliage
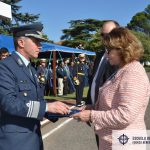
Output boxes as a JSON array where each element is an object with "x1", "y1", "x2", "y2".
[
  {"x1": 127, "y1": 4, "x2": 150, "y2": 62},
  {"x1": 127, "y1": 4, "x2": 150, "y2": 35},
  {"x1": 42, "y1": 34, "x2": 53, "y2": 43},
  {"x1": 132, "y1": 31, "x2": 150, "y2": 61},
  {"x1": 44, "y1": 87, "x2": 89, "y2": 100},
  {"x1": 61, "y1": 4, "x2": 150, "y2": 62},
  {"x1": 61, "y1": 19, "x2": 104, "y2": 52},
  {"x1": 0, "y1": 0, "x2": 39, "y2": 34}
]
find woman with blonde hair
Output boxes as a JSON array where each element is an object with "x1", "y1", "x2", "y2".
[{"x1": 73, "y1": 27, "x2": 150, "y2": 150}]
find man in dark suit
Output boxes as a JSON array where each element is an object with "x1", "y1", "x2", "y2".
[
  {"x1": 86, "y1": 20, "x2": 120, "y2": 147},
  {"x1": 0, "y1": 23, "x2": 70, "y2": 150}
]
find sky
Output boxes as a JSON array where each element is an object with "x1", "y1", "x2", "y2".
[{"x1": 19, "y1": 0, "x2": 150, "y2": 42}]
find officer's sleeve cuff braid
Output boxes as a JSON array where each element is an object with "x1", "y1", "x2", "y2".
[
  {"x1": 27, "y1": 101, "x2": 40, "y2": 118},
  {"x1": 26, "y1": 100, "x2": 46, "y2": 120}
]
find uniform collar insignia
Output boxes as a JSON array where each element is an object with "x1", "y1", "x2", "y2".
[{"x1": 17, "y1": 58, "x2": 24, "y2": 66}]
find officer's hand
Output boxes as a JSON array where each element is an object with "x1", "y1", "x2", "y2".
[
  {"x1": 47, "y1": 101, "x2": 70, "y2": 115},
  {"x1": 84, "y1": 105, "x2": 94, "y2": 110}
]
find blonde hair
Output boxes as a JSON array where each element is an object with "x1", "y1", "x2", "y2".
[{"x1": 102, "y1": 27, "x2": 144, "y2": 64}]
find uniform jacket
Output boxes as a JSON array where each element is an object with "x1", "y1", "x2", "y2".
[
  {"x1": 56, "y1": 66, "x2": 67, "y2": 78},
  {"x1": 0, "y1": 52, "x2": 46, "y2": 150},
  {"x1": 37, "y1": 66, "x2": 51, "y2": 80},
  {"x1": 73, "y1": 62, "x2": 86, "y2": 83},
  {"x1": 69, "y1": 66, "x2": 74, "y2": 78},
  {"x1": 91, "y1": 61, "x2": 150, "y2": 150}
]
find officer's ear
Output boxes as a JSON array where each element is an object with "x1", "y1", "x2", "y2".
[{"x1": 17, "y1": 37, "x2": 26, "y2": 49}]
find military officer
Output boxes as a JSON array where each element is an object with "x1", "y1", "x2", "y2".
[
  {"x1": 0, "y1": 23, "x2": 70, "y2": 150},
  {"x1": 37, "y1": 58, "x2": 52, "y2": 96},
  {"x1": 73, "y1": 53, "x2": 86, "y2": 106}
]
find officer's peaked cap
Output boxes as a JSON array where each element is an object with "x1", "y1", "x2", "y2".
[
  {"x1": 40, "y1": 58, "x2": 47, "y2": 63},
  {"x1": 78, "y1": 53, "x2": 85, "y2": 58},
  {"x1": 11, "y1": 22, "x2": 47, "y2": 42}
]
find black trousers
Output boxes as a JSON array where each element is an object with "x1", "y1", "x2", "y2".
[
  {"x1": 63, "y1": 79, "x2": 69, "y2": 95},
  {"x1": 75, "y1": 77, "x2": 85, "y2": 104}
]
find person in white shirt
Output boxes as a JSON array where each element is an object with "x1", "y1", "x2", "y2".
[{"x1": 86, "y1": 20, "x2": 120, "y2": 148}]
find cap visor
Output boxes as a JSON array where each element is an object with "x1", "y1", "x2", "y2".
[{"x1": 25, "y1": 34, "x2": 48, "y2": 42}]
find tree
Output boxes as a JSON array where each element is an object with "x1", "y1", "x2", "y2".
[
  {"x1": 61, "y1": 19, "x2": 104, "y2": 52},
  {"x1": 0, "y1": 0, "x2": 39, "y2": 34},
  {"x1": 127, "y1": 4, "x2": 150, "y2": 62},
  {"x1": 127, "y1": 4, "x2": 150, "y2": 36},
  {"x1": 132, "y1": 31, "x2": 150, "y2": 62}
]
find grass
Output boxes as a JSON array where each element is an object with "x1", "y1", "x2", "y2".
[{"x1": 44, "y1": 86, "x2": 89, "y2": 101}]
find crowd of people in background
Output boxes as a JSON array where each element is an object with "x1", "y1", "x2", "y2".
[
  {"x1": 0, "y1": 46, "x2": 94, "y2": 106},
  {"x1": 32, "y1": 54, "x2": 94, "y2": 106},
  {"x1": 30, "y1": 54, "x2": 94, "y2": 106}
]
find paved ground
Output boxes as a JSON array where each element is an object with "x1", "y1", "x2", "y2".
[{"x1": 42, "y1": 119, "x2": 97, "y2": 150}]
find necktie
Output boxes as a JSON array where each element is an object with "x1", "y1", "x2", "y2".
[{"x1": 27, "y1": 63, "x2": 33, "y2": 77}]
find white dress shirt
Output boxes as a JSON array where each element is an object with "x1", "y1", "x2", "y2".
[{"x1": 90, "y1": 53, "x2": 106, "y2": 104}]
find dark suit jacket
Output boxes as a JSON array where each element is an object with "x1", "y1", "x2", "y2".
[
  {"x1": 0, "y1": 52, "x2": 46, "y2": 150},
  {"x1": 56, "y1": 66, "x2": 67, "y2": 78},
  {"x1": 86, "y1": 51, "x2": 118, "y2": 104}
]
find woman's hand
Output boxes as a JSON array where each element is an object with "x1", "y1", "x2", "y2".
[
  {"x1": 72, "y1": 110, "x2": 91, "y2": 122},
  {"x1": 84, "y1": 105, "x2": 94, "y2": 110}
]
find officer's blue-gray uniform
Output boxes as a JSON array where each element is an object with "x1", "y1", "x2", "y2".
[
  {"x1": 0, "y1": 52, "x2": 46, "y2": 150},
  {"x1": 0, "y1": 23, "x2": 47, "y2": 150}
]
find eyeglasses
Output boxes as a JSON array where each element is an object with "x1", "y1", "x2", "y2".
[{"x1": 105, "y1": 48, "x2": 121, "y2": 54}]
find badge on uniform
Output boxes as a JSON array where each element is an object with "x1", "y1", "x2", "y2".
[{"x1": 23, "y1": 92, "x2": 27, "y2": 96}]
